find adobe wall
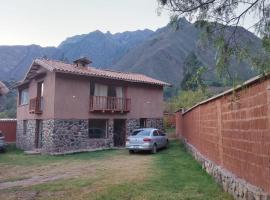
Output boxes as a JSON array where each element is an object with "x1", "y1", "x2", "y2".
[{"x1": 175, "y1": 77, "x2": 270, "y2": 199}]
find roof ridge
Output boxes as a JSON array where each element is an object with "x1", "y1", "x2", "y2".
[
  {"x1": 36, "y1": 58, "x2": 74, "y2": 66},
  {"x1": 94, "y1": 68, "x2": 145, "y2": 75}
]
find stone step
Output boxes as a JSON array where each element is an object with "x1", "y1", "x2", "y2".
[{"x1": 24, "y1": 149, "x2": 42, "y2": 155}]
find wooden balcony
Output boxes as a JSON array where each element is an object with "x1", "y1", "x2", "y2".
[
  {"x1": 29, "y1": 97, "x2": 43, "y2": 114},
  {"x1": 90, "y1": 96, "x2": 131, "y2": 113}
]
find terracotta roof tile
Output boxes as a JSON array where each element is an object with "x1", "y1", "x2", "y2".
[{"x1": 34, "y1": 59, "x2": 171, "y2": 86}]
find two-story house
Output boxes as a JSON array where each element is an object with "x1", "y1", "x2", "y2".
[{"x1": 16, "y1": 57, "x2": 170, "y2": 154}]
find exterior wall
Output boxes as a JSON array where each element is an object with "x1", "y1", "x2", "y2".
[
  {"x1": 16, "y1": 120, "x2": 36, "y2": 150},
  {"x1": 126, "y1": 119, "x2": 140, "y2": 135},
  {"x1": 51, "y1": 119, "x2": 113, "y2": 153},
  {"x1": 17, "y1": 71, "x2": 56, "y2": 120},
  {"x1": 0, "y1": 119, "x2": 16, "y2": 143},
  {"x1": 42, "y1": 120, "x2": 55, "y2": 152},
  {"x1": 17, "y1": 117, "x2": 163, "y2": 153},
  {"x1": 175, "y1": 77, "x2": 270, "y2": 197},
  {"x1": 126, "y1": 118, "x2": 163, "y2": 136},
  {"x1": 175, "y1": 111, "x2": 183, "y2": 138},
  {"x1": 53, "y1": 73, "x2": 164, "y2": 120}
]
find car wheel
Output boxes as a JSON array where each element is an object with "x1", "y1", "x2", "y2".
[
  {"x1": 151, "y1": 144, "x2": 157, "y2": 154},
  {"x1": 129, "y1": 150, "x2": 134, "y2": 154},
  {"x1": 165, "y1": 140, "x2": 169, "y2": 149}
]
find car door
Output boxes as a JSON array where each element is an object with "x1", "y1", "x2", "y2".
[
  {"x1": 152, "y1": 130, "x2": 160, "y2": 147},
  {"x1": 158, "y1": 130, "x2": 167, "y2": 147}
]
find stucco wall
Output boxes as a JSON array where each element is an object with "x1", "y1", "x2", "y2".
[
  {"x1": 17, "y1": 71, "x2": 55, "y2": 120},
  {"x1": 53, "y1": 73, "x2": 164, "y2": 120},
  {"x1": 175, "y1": 77, "x2": 270, "y2": 197}
]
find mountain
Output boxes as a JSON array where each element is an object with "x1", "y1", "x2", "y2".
[
  {"x1": 0, "y1": 45, "x2": 62, "y2": 81},
  {"x1": 58, "y1": 29, "x2": 154, "y2": 67},
  {"x1": 113, "y1": 18, "x2": 261, "y2": 85},
  {"x1": 0, "y1": 19, "x2": 262, "y2": 86},
  {"x1": 0, "y1": 30, "x2": 153, "y2": 81}
]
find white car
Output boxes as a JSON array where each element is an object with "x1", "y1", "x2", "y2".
[{"x1": 126, "y1": 128, "x2": 169, "y2": 154}]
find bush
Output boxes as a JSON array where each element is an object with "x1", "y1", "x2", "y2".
[{"x1": 167, "y1": 89, "x2": 209, "y2": 112}]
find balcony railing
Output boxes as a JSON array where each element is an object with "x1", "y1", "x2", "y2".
[
  {"x1": 29, "y1": 97, "x2": 43, "y2": 114},
  {"x1": 90, "y1": 96, "x2": 131, "y2": 113}
]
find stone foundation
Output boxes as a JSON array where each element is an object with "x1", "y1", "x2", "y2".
[
  {"x1": 182, "y1": 139, "x2": 270, "y2": 200},
  {"x1": 16, "y1": 120, "x2": 36, "y2": 150},
  {"x1": 126, "y1": 118, "x2": 163, "y2": 135},
  {"x1": 126, "y1": 119, "x2": 140, "y2": 135},
  {"x1": 17, "y1": 117, "x2": 163, "y2": 154},
  {"x1": 146, "y1": 118, "x2": 163, "y2": 130}
]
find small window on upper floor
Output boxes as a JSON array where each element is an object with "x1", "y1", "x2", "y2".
[{"x1": 19, "y1": 88, "x2": 29, "y2": 105}]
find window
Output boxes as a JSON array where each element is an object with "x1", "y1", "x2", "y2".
[
  {"x1": 91, "y1": 82, "x2": 123, "y2": 98},
  {"x1": 158, "y1": 130, "x2": 166, "y2": 136},
  {"x1": 23, "y1": 120, "x2": 28, "y2": 135},
  {"x1": 89, "y1": 119, "x2": 107, "y2": 138},
  {"x1": 132, "y1": 130, "x2": 142, "y2": 136},
  {"x1": 19, "y1": 88, "x2": 29, "y2": 105},
  {"x1": 153, "y1": 130, "x2": 159, "y2": 136},
  {"x1": 140, "y1": 118, "x2": 146, "y2": 128},
  {"x1": 133, "y1": 129, "x2": 151, "y2": 136}
]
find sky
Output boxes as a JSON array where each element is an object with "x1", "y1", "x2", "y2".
[
  {"x1": 0, "y1": 0, "x2": 170, "y2": 47},
  {"x1": 0, "y1": 0, "x2": 258, "y2": 47}
]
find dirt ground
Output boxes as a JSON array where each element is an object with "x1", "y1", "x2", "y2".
[{"x1": 0, "y1": 151, "x2": 152, "y2": 200}]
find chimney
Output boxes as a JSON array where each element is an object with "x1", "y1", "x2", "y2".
[{"x1": 73, "y1": 57, "x2": 92, "y2": 67}]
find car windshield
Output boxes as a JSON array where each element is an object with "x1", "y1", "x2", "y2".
[{"x1": 132, "y1": 130, "x2": 151, "y2": 137}]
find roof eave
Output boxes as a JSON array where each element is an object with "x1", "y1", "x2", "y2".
[{"x1": 55, "y1": 69, "x2": 171, "y2": 87}]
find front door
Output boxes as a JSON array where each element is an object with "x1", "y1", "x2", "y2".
[
  {"x1": 35, "y1": 120, "x2": 42, "y2": 148},
  {"x1": 113, "y1": 119, "x2": 126, "y2": 147}
]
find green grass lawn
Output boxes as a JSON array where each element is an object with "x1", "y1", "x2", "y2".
[
  {"x1": 0, "y1": 141, "x2": 232, "y2": 200},
  {"x1": 92, "y1": 141, "x2": 232, "y2": 200}
]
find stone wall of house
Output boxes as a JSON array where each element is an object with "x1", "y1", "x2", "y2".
[
  {"x1": 146, "y1": 118, "x2": 163, "y2": 130},
  {"x1": 126, "y1": 118, "x2": 163, "y2": 136},
  {"x1": 16, "y1": 119, "x2": 36, "y2": 150},
  {"x1": 126, "y1": 119, "x2": 140, "y2": 135},
  {"x1": 41, "y1": 120, "x2": 55, "y2": 152},
  {"x1": 17, "y1": 117, "x2": 164, "y2": 154},
  {"x1": 50, "y1": 119, "x2": 113, "y2": 153}
]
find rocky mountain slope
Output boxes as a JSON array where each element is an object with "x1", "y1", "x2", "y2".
[
  {"x1": 114, "y1": 19, "x2": 260, "y2": 85},
  {"x1": 0, "y1": 19, "x2": 261, "y2": 86},
  {"x1": 58, "y1": 29, "x2": 154, "y2": 67},
  {"x1": 0, "y1": 45, "x2": 62, "y2": 81}
]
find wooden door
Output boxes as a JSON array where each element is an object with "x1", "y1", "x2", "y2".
[{"x1": 35, "y1": 120, "x2": 42, "y2": 148}]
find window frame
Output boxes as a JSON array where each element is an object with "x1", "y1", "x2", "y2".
[
  {"x1": 19, "y1": 87, "x2": 29, "y2": 106},
  {"x1": 88, "y1": 119, "x2": 108, "y2": 139}
]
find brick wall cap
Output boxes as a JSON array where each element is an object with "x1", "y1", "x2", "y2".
[{"x1": 0, "y1": 118, "x2": 17, "y2": 122}]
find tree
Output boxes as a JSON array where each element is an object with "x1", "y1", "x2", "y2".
[
  {"x1": 157, "y1": 0, "x2": 270, "y2": 78},
  {"x1": 158, "y1": 0, "x2": 269, "y2": 36},
  {"x1": 181, "y1": 52, "x2": 207, "y2": 91},
  {"x1": 168, "y1": 89, "x2": 209, "y2": 111}
]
